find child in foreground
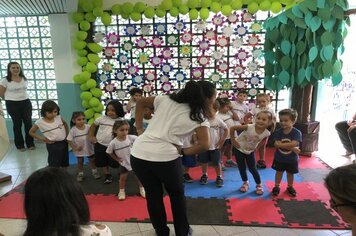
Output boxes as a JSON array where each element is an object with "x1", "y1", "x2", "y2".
[{"x1": 272, "y1": 108, "x2": 302, "y2": 197}]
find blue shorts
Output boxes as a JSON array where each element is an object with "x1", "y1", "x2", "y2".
[
  {"x1": 181, "y1": 155, "x2": 197, "y2": 167},
  {"x1": 272, "y1": 160, "x2": 299, "y2": 174},
  {"x1": 197, "y1": 149, "x2": 221, "y2": 166}
]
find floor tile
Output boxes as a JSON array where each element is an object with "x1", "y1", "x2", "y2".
[
  {"x1": 253, "y1": 226, "x2": 299, "y2": 236},
  {"x1": 291, "y1": 229, "x2": 337, "y2": 236},
  {"x1": 104, "y1": 222, "x2": 140, "y2": 236},
  {"x1": 212, "y1": 225, "x2": 254, "y2": 235}
]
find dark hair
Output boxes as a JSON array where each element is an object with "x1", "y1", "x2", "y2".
[
  {"x1": 70, "y1": 111, "x2": 85, "y2": 127},
  {"x1": 112, "y1": 119, "x2": 129, "y2": 137},
  {"x1": 237, "y1": 90, "x2": 248, "y2": 95},
  {"x1": 169, "y1": 80, "x2": 216, "y2": 123},
  {"x1": 256, "y1": 110, "x2": 276, "y2": 132},
  {"x1": 279, "y1": 108, "x2": 298, "y2": 123},
  {"x1": 325, "y1": 164, "x2": 356, "y2": 211},
  {"x1": 40, "y1": 100, "x2": 60, "y2": 117},
  {"x1": 256, "y1": 93, "x2": 271, "y2": 103},
  {"x1": 6, "y1": 62, "x2": 26, "y2": 82},
  {"x1": 217, "y1": 97, "x2": 231, "y2": 107},
  {"x1": 105, "y1": 100, "x2": 125, "y2": 117},
  {"x1": 24, "y1": 167, "x2": 90, "y2": 236},
  {"x1": 129, "y1": 87, "x2": 143, "y2": 96}
]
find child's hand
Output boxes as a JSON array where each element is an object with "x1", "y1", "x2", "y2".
[
  {"x1": 73, "y1": 145, "x2": 83, "y2": 152},
  {"x1": 116, "y1": 157, "x2": 123, "y2": 164},
  {"x1": 292, "y1": 147, "x2": 301, "y2": 154},
  {"x1": 231, "y1": 139, "x2": 240, "y2": 149},
  {"x1": 42, "y1": 137, "x2": 54, "y2": 144},
  {"x1": 216, "y1": 140, "x2": 224, "y2": 149},
  {"x1": 89, "y1": 136, "x2": 97, "y2": 144}
]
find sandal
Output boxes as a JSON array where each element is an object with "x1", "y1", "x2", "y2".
[
  {"x1": 256, "y1": 185, "x2": 264, "y2": 195},
  {"x1": 239, "y1": 182, "x2": 249, "y2": 192}
]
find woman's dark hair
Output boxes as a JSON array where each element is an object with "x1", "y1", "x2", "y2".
[
  {"x1": 112, "y1": 119, "x2": 129, "y2": 138},
  {"x1": 70, "y1": 111, "x2": 85, "y2": 127},
  {"x1": 169, "y1": 80, "x2": 216, "y2": 122},
  {"x1": 105, "y1": 99, "x2": 125, "y2": 117},
  {"x1": 24, "y1": 167, "x2": 90, "y2": 236},
  {"x1": 129, "y1": 87, "x2": 143, "y2": 96},
  {"x1": 40, "y1": 100, "x2": 60, "y2": 117},
  {"x1": 6, "y1": 61, "x2": 26, "y2": 82}
]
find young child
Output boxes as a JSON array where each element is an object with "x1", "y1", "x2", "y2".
[
  {"x1": 216, "y1": 97, "x2": 239, "y2": 168},
  {"x1": 230, "y1": 110, "x2": 275, "y2": 195},
  {"x1": 89, "y1": 100, "x2": 125, "y2": 184},
  {"x1": 106, "y1": 120, "x2": 145, "y2": 200},
  {"x1": 134, "y1": 106, "x2": 154, "y2": 131},
  {"x1": 231, "y1": 90, "x2": 249, "y2": 125},
  {"x1": 29, "y1": 100, "x2": 69, "y2": 168},
  {"x1": 244, "y1": 93, "x2": 276, "y2": 169},
  {"x1": 67, "y1": 111, "x2": 100, "y2": 182},
  {"x1": 272, "y1": 109, "x2": 302, "y2": 197},
  {"x1": 126, "y1": 87, "x2": 143, "y2": 134},
  {"x1": 198, "y1": 101, "x2": 229, "y2": 187}
]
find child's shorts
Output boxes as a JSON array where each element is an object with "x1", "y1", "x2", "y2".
[
  {"x1": 119, "y1": 165, "x2": 129, "y2": 174},
  {"x1": 46, "y1": 140, "x2": 69, "y2": 167},
  {"x1": 272, "y1": 161, "x2": 299, "y2": 174},
  {"x1": 94, "y1": 143, "x2": 120, "y2": 168},
  {"x1": 181, "y1": 154, "x2": 197, "y2": 168},
  {"x1": 198, "y1": 149, "x2": 221, "y2": 166}
]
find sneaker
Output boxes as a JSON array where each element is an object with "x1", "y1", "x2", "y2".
[
  {"x1": 256, "y1": 160, "x2": 266, "y2": 169},
  {"x1": 103, "y1": 175, "x2": 113, "y2": 184},
  {"x1": 77, "y1": 173, "x2": 84, "y2": 182},
  {"x1": 225, "y1": 159, "x2": 238, "y2": 167},
  {"x1": 28, "y1": 146, "x2": 36, "y2": 150},
  {"x1": 287, "y1": 186, "x2": 297, "y2": 197},
  {"x1": 221, "y1": 164, "x2": 226, "y2": 171},
  {"x1": 92, "y1": 171, "x2": 101, "y2": 179},
  {"x1": 139, "y1": 187, "x2": 146, "y2": 198},
  {"x1": 272, "y1": 186, "x2": 280, "y2": 196},
  {"x1": 18, "y1": 148, "x2": 26, "y2": 152},
  {"x1": 118, "y1": 191, "x2": 126, "y2": 200},
  {"x1": 216, "y1": 176, "x2": 224, "y2": 187},
  {"x1": 183, "y1": 173, "x2": 193, "y2": 183},
  {"x1": 199, "y1": 174, "x2": 208, "y2": 185}
]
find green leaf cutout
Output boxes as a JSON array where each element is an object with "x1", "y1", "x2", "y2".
[
  {"x1": 297, "y1": 68, "x2": 306, "y2": 85},
  {"x1": 281, "y1": 56, "x2": 292, "y2": 69},
  {"x1": 332, "y1": 72, "x2": 342, "y2": 86},
  {"x1": 309, "y1": 47, "x2": 318, "y2": 62},
  {"x1": 323, "y1": 45, "x2": 334, "y2": 60},
  {"x1": 279, "y1": 70, "x2": 290, "y2": 86},
  {"x1": 292, "y1": 5, "x2": 303, "y2": 18},
  {"x1": 281, "y1": 40, "x2": 291, "y2": 55},
  {"x1": 321, "y1": 31, "x2": 335, "y2": 45},
  {"x1": 310, "y1": 16, "x2": 322, "y2": 32}
]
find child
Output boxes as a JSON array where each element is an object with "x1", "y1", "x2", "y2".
[
  {"x1": 244, "y1": 93, "x2": 276, "y2": 169},
  {"x1": 230, "y1": 110, "x2": 274, "y2": 195},
  {"x1": 106, "y1": 120, "x2": 145, "y2": 200},
  {"x1": 231, "y1": 90, "x2": 249, "y2": 125},
  {"x1": 198, "y1": 100, "x2": 228, "y2": 187},
  {"x1": 67, "y1": 111, "x2": 100, "y2": 182},
  {"x1": 24, "y1": 167, "x2": 112, "y2": 236},
  {"x1": 272, "y1": 109, "x2": 302, "y2": 197},
  {"x1": 134, "y1": 106, "x2": 154, "y2": 131},
  {"x1": 89, "y1": 100, "x2": 125, "y2": 184},
  {"x1": 216, "y1": 97, "x2": 239, "y2": 168},
  {"x1": 126, "y1": 87, "x2": 143, "y2": 134},
  {"x1": 29, "y1": 100, "x2": 69, "y2": 168},
  {"x1": 181, "y1": 133, "x2": 197, "y2": 183}
]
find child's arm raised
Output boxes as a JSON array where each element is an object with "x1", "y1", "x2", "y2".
[
  {"x1": 29, "y1": 124, "x2": 54, "y2": 144},
  {"x1": 88, "y1": 124, "x2": 98, "y2": 144},
  {"x1": 230, "y1": 124, "x2": 248, "y2": 149},
  {"x1": 229, "y1": 106, "x2": 239, "y2": 121},
  {"x1": 217, "y1": 126, "x2": 229, "y2": 149}
]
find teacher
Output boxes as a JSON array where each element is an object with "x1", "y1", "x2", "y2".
[
  {"x1": 0, "y1": 62, "x2": 35, "y2": 151},
  {"x1": 131, "y1": 80, "x2": 216, "y2": 236}
]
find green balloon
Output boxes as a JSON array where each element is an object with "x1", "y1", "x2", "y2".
[
  {"x1": 80, "y1": 83, "x2": 89, "y2": 91},
  {"x1": 94, "y1": 112, "x2": 102, "y2": 119},
  {"x1": 210, "y1": 2, "x2": 221, "y2": 13},
  {"x1": 221, "y1": 0, "x2": 231, "y2": 5},
  {"x1": 170, "y1": 7, "x2": 179, "y2": 17},
  {"x1": 188, "y1": 0, "x2": 200, "y2": 9},
  {"x1": 160, "y1": 0, "x2": 173, "y2": 10},
  {"x1": 89, "y1": 97, "x2": 100, "y2": 107},
  {"x1": 122, "y1": 2, "x2": 134, "y2": 14},
  {"x1": 112, "y1": 4, "x2": 121, "y2": 15},
  {"x1": 271, "y1": 2, "x2": 282, "y2": 13},
  {"x1": 73, "y1": 74, "x2": 84, "y2": 84},
  {"x1": 84, "y1": 108, "x2": 94, "y2": 119},
  {"x1": 90, "y1": 88, "x2": 103, "y2": 97},
  {"x1": 131, "y1": 12, "x2": 142, "y2": 22},
  {"x1": 80, "y1": 71, "x2": 91, "y2": 82},
  {"x1": 201, "y1": 0, "x2": 212, "y2": 8},
  {"x1": 77, "y1": 49, "x2": 88, "y2": 57},
  {"x1": 92, "y1": 0, "x2": 103, "y2": 7},
  {"x1": 80, "y1": 91, "x2": 93, "y2": 100},
  {"x1": 81, "y1": 1, "x2": 94, "y2": 12},
  {"x1": 88, "y1": 118, "x2": 95, "y2": 125},
  {"x1": 77, "y1": 57, "x2": 88, "y2": 66},
  {"x1": 72, "y1": 12, "x2": 84, "y2": 23},
  {"x1": 101, "y1": 12, "x2": 112, "y2": 26},
  {"x1": 179, "y1": 5, "x2": 189, "y2": 14},
  {"x1": 82, "y1": 100, "x2": 90, "y2": 108},
  {"x1": 87, "y1": 53, "x2": 101, "y2": 64},
  {"x1": 86, "y1": 79, "x2": 97, "y2": 89},
  {"x1": 85, "y1": 12, "x2": 96, "y2": 22},
  {"x1": 189, "y1": 9, "x2": 199, "y2": 20},
  {"x1": 231, "y1": 0, "x2": 242, "y2": 9},
  {"x1": 76, "y1": 31, "x2": 88, "y2": 41},
  {"x1": 221, "y1": 5, "x2": 232, "y2": 16},
  {"x1": 73, "y1": 40, "x2": 87, "y2": 50},
  {"x1": 79, "y1": 21, "x2": 91, "y2": 31},
  {"x1": 247, "y1": 2, "x2": 258, "y2": 13},
  {"x1": 93, "y1": 104, "x2": 104, "y2": 113},
  {"x1": 134, "y1": 2, "x2": 146, "y2": 13},
  {"x1": 93, "y1": 7, "x2": 104, "y2": 17},
  {"x1": 87, "y1": 43, "x2": 102, "y2": 53},
  {"x1": 144, "y1": 6, "x2": 155, "y2": 18},
  {"x1": 259, "y1": 0, "x2": 271, "y2": 11},
  {"x1": 172, "y1": 0, "x2": 182, "y2": 7},
  {"x1": 156, "y1": 8, "x2": 166, "y2": 18},
  {"x1": 86, "y1": 63, "x2": 97, "y2": 73},
  {"x1": 200, "y1": 8, "x2": 210, "y2": 20}
]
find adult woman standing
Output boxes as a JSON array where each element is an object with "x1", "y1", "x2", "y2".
[
  {"x1": 131, "y1": 80, "x2": 216, "y2": 236},
  {"x1": 0, "y1": 62, "x2": 34, "y2": 151},
  {"x1": 325, "y1": 164, "x2": 356, "y2": 236}
]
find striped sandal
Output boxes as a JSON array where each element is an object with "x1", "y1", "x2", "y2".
[
  {"x1": 239, "y1": 182, "x2": 249, "y2": 192},
  {"x1": 256, "y1": 185, "x2": 264, "y2": 195}
]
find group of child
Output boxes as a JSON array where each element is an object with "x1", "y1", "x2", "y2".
[{"x1": 28, "y1": 87, "x2": 302, "y2": 199}]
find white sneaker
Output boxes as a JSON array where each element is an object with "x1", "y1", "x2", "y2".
[
  {"x1": 77, "y1": 173, "x2": 84, "y2": 182},
  {"x1": 139, "y1": 187, "x2": 146, "y2": 198},
  {"x1": 92, "y1": 170, "x2": 101, "y2": 179},
  {"x1": 118, "y1": 191, "x2": 126, "y2": 200}
]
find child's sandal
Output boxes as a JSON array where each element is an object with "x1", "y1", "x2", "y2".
[
  {"x1": 239, "y1": 182, "x2": 249, "y2": 192},
  {"x1": 256, "y1": 185, "x2": 264, "y2": 195}
]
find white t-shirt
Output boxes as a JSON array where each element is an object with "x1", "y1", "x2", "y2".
[
  {"x1": 106, "y1": 135, "x2": 137, "y2": 171},
  {"x1": 80, "y1": 223, "x2": 112, "y2": 236},
  {"x1": 0, "y1": 78, "x2": 28, "y2": 101},
  {"x1": 250, "y1": 107, "x2": 275, "y2": 122},
  {"x1": 208, "y1": 117, "x2": 227, "y2": 150},
  {"x1": 231, "y1": 101, "x2": 249, "y2": 125},
  {"x1": 67, "y1": 124, "x2": 94, "y2": 157},
  {"x1": 129, "y1": 101, "x2": 136, "y2": 119},
  {"x1": 94, "y1": 116, "x2": 123, "y2": 146},
  {"x1": 131, "y1": 96, "x2": 209, "y2": 162},
  {"x1": 35, "y1": 115, "x2": 66, "y2": 141},
  {"x1": 236, "y1": 124, "x2": 271, "y2": 154},
  {"x1": 217, "y1": 111, "x2": 236, "y2": 128}
]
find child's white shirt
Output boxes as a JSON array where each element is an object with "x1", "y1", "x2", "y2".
[
  {"x1": 231, "y1": 101, "x2": 249, "y2": 125},
  {"x1": 208, "y1": 117, "x2": 227, "y2": 150},
  {"x1": 217, "y1": 111, "x2": 235, "y2": 140},
  {"x1": 129, "y1": 101, "x2": 136, "y2": 119},
  {"x1": 106, "y1": 135, "x2": 137, "y2": 171},
  {"x1": 35, "y1": 115, "x2": 66, "y2": 141},
  {"x1": 67, "y1": 124, "x2": 94, "y2": 157},
  {"x1": 250, "y1": 107, "x2": 275, "y2": 122},
  {"x1": 94, "y1": 116, "x2": 123, "y2": 146},
  {"x1": 236, "y1": 124, "x2": 270, "y2": 154}
]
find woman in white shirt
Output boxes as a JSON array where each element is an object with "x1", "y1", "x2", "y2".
[
  {"x1": 131, "y1": 80, "x2": 216, "y2": 236},
  {"x1": 0, "y1": 62, "x2": 34, "y2": 151}
]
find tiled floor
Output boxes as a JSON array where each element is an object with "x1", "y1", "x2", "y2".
[{"x1": 0, "y1": 141, "x2": 353, "y2": 236}]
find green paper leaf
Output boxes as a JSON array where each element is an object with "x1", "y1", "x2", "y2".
[
  {"x1": 292, "y1": 5, "x2": 303, "y2": 18},
  {"x1": 322, "y1": 18, "x2": 336, "y2": 31},
  {"x1": 277, "y1": 14, "x2": 288, "y2": 24},
  {"x1": 318, "y1": 8, "x2": 331, "y2": 21},
  {"x1": 297, "y1": 68, "x2": 306, "y2": 85},
  {"x1": 267, "y1": 28, "x2": 280, "y2": 43},
  {"x1": 305, "y1": 0, "x2": 317, "y2": 11},
  {"x1": 276, "y1": 81, "x2": 283, "y2": 92},
  {"x1": 332, "y1": 72, "x2": 342, "y2": 86},
  {"x1": 297, "y1": 28, "x2": 306, "y2": 41},
  {"x1": 333, "y1": 60, "x2": 342, "y2": 75},
  {"x1": 295, "y1": 18, "x2": 307, "y2": 29},
  {"x1": 291, "y1": 43, "x2": 296, "y2": 57},
  {"x1": 281, "y1": 56, "x2": 292, "y2": 69},
  {"x1": 335, "y1": 0, "x2": 348, "y2": 10},
  {"x1": 264, "y1": 76, "x2": 273, "y2": 90},
  {"x1": 320, "y1": 48, "x2": 327, "y2": 62},
  {"x1": 300, "y1": 53, "x2": 307, "y2": 68},
  {"x1": 323, "y1": 45, "x2": 334, "y2": 60},
  {"x1": 279, "y1": 70, "x2": 290, "y2": 86},
  {"x1": 332, "y1": 5, "x2": 345, "y2": 19},
  {"x1": 290, "y1": 29, "x2": 298, "y2": 41},
  {"x1": 305, "y1": 66, "x2": 312, "y2": 80},
  {"x1": 265, "y1": 62, "x2": 274, "y2": 75},
  {"x1": 296, "y1": 41, "x2": 306, "y2": 55},
  {"x1": 317, "y1": 0, "x2": 325, "y2": 8},
  {"x1": 321, "y1": 31, "x2": 335, "y2": 45},
  {"x1": 304, "y1": 11, "x2": 313, "y2": 26},
  {"x1": 264, "y1": 51, "x2": 276, "y2": 64},
  {"x1": 322, "y1": 61, "x2": 333, "y2": 77},
  {"x1": 281, "y1": 40, "x2": 291, "y2": 55},
  {"x1": 286, "y1": 10, "x2": 296, "y2": 21},
  {"x1": 309, "y1": 47, "x2": 318, "y2": 62},
  {"x1": 299, "y1": 3, "x2": 309, "y2": 14},
  {"x1": 310, "y1": 16, "x2": 322, "y2": 32}
]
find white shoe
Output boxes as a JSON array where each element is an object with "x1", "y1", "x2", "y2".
[
  {"x1": 118, "y1": 191, "x2": 125, "y2": 200},
  {"x1": 92, "y1": 170, "x2": 101, "y2": 179},
  {"x1": 77, "y1": 173, "x2": 84, "y2": 182},
  {"x1": 139, "y1": 187, "x2": 146, "y2": 198}
]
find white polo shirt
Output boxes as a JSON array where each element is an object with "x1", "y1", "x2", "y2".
[{"x1": 0, "y1": 78, "x2": 28, "y2": 101}]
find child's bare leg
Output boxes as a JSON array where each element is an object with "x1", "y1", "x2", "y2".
[
  {"x1": 102, "y1": 166, "x2": 110, "y2": 175},
  {"x1": 88, "y1": 157, "x2": 97, "y2": 170},
  {"x1": 119, "y1": 172, "x2": 128, "y2": 190},
  {"x1": 258, "y1": 145, "x2": 265, "y2": 161},
  {"x1": 275, "y1": 171, "x2": 283, "y2": 186},
  {"x1": 135, "y1": 175, "x2": 146, "y2": 198},
  {"x1": 287, "y1": 172, "x2": 294, "y2": 187},
  {"x1": 214, "y1": 164, "x2": 222, "y2": 177},
  {"x1": 77, "y1": 157, "x2": 84, "y2": 172},
  {"x1": 201, "y1": 163, "x2": 208, "y2": 175}
]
